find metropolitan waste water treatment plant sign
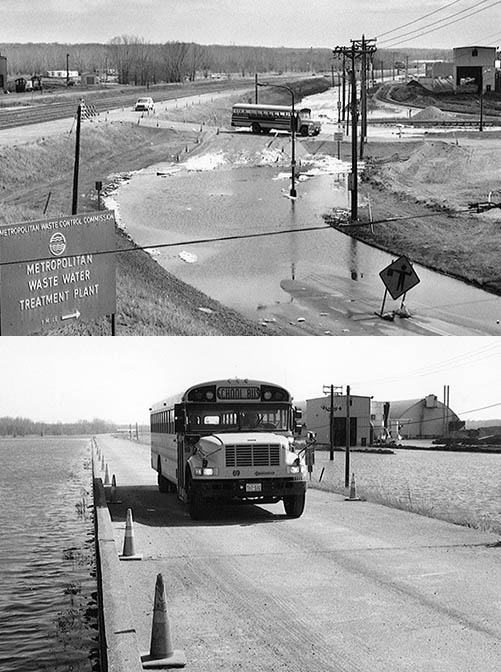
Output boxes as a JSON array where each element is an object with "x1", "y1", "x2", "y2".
[{"x1": 0, "y1": 211, "x2": 116, "y2": 335}]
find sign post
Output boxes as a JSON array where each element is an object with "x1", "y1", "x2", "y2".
[
  {"x1": 0, "y1": 211, "x2": 116, "y2": 335},
  {"x1": 378, "y1": 255, "x2": 420, "y2": 317}
]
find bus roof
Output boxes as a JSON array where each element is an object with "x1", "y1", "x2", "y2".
[
  {"x1": 232, "y1": 103, "x2": 311, "y2": 113},
  {"x1": 150, "y1": 378, "x2": 292, "y2": 412}
]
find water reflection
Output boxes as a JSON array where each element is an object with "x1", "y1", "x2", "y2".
[{"x1": 117, "y1": 160, "x2": 501, "y2": 333}]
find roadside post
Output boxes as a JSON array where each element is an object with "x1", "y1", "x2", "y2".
[
  {"x1": 256, "y1": 81, "x2": 297, "y2": 198},
  {"x1": 377, "y1": 254, "x2": 420, "y2": 319},
  {"x1": 334, "y1": 130, "x2": 343, "y2": 160}
]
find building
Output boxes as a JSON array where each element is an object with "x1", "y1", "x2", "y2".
[
  {"x1": 306, "y1": 393, "x2": 371, "y2": 447},
  {"x1": 453, "y1": 46, "x2": 496, "y2": 94},
  {"x1": 0, "y1": 53, "x2": 7, "y2": 93},
  {"x1": 425, "y1": 61, "x2": 454, "y2": 79},
  {"x1": 377, "y1": 394, "x2": 462, "y2": 440}
]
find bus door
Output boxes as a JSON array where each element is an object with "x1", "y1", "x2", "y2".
[
  {"x1": 174, "y1": 403, "x2": 188, "y2": 501},
  {"x1": 176, "y1": 438, "x2": 187, "y2": 501}
]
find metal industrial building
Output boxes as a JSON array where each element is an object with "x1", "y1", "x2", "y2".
[
  {"x1": 306, "y1": 393, "x2": 371, "y2": 447},
  {"x1": 380, "y1": 394, "x2": 462, "y2": 440},
  {"x1": 453, "y1": 46, "x2": 496, "y2": 93}
]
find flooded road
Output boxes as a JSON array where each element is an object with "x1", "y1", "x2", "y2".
[{"x1": 116, "y1": 143, "x2": 501, "y2": 335}]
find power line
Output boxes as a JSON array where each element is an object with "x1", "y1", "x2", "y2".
[
  {"x1": 376, "y1": 0, "x2": 465, "y2": 39},
  {"x1": 0, "y1": 198, "x2": 492, "y2": 269},
  {"x1": 380, "y1": 0, "x2": 501, "y2": 48},
  {"x1": 0, "y1": 223, "x2": 331, "y2": 268}
]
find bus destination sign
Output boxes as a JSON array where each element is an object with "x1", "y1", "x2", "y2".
[
  {"x1": 217, "y1": 386, "x2": 261, "y2": 400},
  {"x1": 0, "y1": 211, "x2": 116, "y2": 335}
]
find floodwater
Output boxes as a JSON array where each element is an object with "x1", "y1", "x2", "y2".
[
  {"x1": 116, "y1": 157, "x2": 501, "y2": 335},
  {"x1": 0, "y1": 437, "x2": 97, "y2": 672},
  {"x1": 312, "y1": 448, "x2": 501, "y2": 534}
]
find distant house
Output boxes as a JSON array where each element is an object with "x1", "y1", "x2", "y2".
[{"x1": 80, "y1": 72, "x2": 100, "y2": 86}]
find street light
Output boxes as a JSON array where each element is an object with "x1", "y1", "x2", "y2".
[{"x1": 257, "y1": 81, "x2": 297, "y2": 198}]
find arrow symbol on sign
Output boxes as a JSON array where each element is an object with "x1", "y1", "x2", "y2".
[{"x1": 61, "y1": 310, "x2": 81, "y2": 321}]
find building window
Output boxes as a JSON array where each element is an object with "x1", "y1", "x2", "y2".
[{"x1": 472, "y1": 49, "x2": 478, "y2": 57}]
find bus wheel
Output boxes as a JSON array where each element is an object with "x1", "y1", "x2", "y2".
[
  {"x1": 251, "y1": 122, "x2": 261, "y2": 134},
  {"x1": 187, "y1": 475, "x2": 205, "y2": 520},
  {"x1": 283, "y1": 493, "x2": 305, "y2": 518},
  {"x1": 158, "y1": 473, "x2": 170, "y2": 493},
  {"x1": 299, "y1": 126, "x2": 309, "y2": 137}
]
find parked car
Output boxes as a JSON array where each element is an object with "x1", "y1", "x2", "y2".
[{"x1": 134, "y1": 97, "x2": 154, "y2": 112}]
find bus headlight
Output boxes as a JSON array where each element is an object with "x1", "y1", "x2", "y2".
[
  {"x1": 288, "y1": 465, "x2": 301, "y2": 474},
  {"x1": 194, "y1": 467, "x2": 219, "y2": 476}
]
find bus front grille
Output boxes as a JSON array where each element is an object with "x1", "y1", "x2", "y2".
[{"x1": 225, "y1": 444, "x2": 281, "y2": 468}]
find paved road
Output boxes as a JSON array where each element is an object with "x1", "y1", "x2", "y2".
[{"x1": 97, "y1": 434, "x2": 501, "y2": 672}]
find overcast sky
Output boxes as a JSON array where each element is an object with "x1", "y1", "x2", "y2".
[
  {"x1": 0, "y1": 336, "x2": 499, "y2": 424},
  {"x1": 2, "y1": 0, "x2": 501, "y2": 50}
]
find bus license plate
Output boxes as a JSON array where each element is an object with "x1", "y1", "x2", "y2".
[{"x1": 246, "y1": 483, "x2": 262, "y2": 493}]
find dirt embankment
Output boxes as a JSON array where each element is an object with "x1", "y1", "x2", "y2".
[{"x1": 326, "y1": 132, "x2": 501, "y2": 296}]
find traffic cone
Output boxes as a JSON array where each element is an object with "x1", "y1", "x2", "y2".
[
  {"x1": 104, "y1": 463, "x2": 110, "y2": 486},
  {"x1": 345, "y1": 473, "x2": 361, "y2": 501},
  {"x1": 109, "y1": 474, "x2": 121, "y2": 504},
  {"x1": 141, "y1": 573, "x2": 186, "y2": 668},
  {"x1": 119, "y1": 508, "x2": 143, "y2": 561}
]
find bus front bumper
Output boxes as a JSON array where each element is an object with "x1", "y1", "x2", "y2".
[{"x1": 193, "y1": 477, "x2": 307, "y2": 503}]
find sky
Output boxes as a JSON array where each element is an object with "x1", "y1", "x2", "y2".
[
  {"x1": 2, "y1": 0, "x2": 501, "y2": 50},
  {"x1": 0, "y1": 336, "x2": 499, "y2": 424}
]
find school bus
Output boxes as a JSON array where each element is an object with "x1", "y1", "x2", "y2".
[
  {"x1": 150, "y1": 378, "x2": 307, "y2": 519},
  {"x1": 231, "y1": 103, "x2": 321, "y2": 136}
]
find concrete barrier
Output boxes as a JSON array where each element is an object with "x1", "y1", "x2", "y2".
[{"x1": 94, "y1": 474, "x2": 143, "y2": 672}]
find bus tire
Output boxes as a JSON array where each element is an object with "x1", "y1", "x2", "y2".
[
  {"x1": 283, "y1": 493, "x2": 306, "y2": 518},
  {"x1": 251, "y1": 122, "x2": 261, "y2": 134},
  {"x1": 158, "y1": 473, "x2": 170, "y2": 493},
  {"x1": 187, "y1": 474, "x2": 205, "y2": 520},
  {"x1": 299, "y1": 126, "x2": 309, "y2": 137}
]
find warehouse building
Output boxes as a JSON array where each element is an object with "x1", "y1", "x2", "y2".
[
  {"x1": 453, "y1": 46, "x2": 496, "y2": 93},
  {"x1": 306, "y1": 393, "x2": 371, "y2": 448},
  {"x1": 380, "y1": 394, "x2": 462, "y2": 440}
]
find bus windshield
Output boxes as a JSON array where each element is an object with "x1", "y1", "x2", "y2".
[{"x1": 188, "y1": 404, "x2": 290, "y2": 432}]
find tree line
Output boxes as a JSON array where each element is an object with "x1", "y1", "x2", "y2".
[
  {"x1": 0, "y1": 416, "x2": 118, "y2": 437},
  {"x1": 0, "y1": 39, "x2": 333, "y2": 85},
  {"x1": 0, "y1": 39, "x2": 451, "y2": 87}
]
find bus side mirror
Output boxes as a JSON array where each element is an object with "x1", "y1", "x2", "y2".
[
  {"x1": 294, "y1": 423, "x2": 302, "y2": 436},
  {"x1": 307, "y1": 431, "x2": 316, "y2": 444},
  {"x1": 174, "y1": 404, "x2": 186, "y2": 433}
]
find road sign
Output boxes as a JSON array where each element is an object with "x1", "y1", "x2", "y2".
[
  {"x1": 379, "y1": 255, "x2": 420, "y2": 300},
  {"x1": 0, "y1": 211, "x2": 116, "y2": 335}
]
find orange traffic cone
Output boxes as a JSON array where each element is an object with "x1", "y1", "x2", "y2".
[
  {"x1": 119, "y1": 508, "x2": 142, "y2": 561},
  {"x1": 345, "y1": 473, "x2": 361, "y2": 501},
  {"x1": 141, "y1": 573, "x2": 186, "y2": 668}
]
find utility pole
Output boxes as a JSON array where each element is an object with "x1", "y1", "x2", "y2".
[
  {"x1": 345, "y1": 385, "x2": 351, "y2": 488},
  {"x1": 71, "y1": 103, "x2": 81, "y2": 215},
  {"x1": 333, "y1": 37, "x2": 377, "y2": 221},
  {"x1": 329, "y1": 385, "x2": 334, "y2": 461}
]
